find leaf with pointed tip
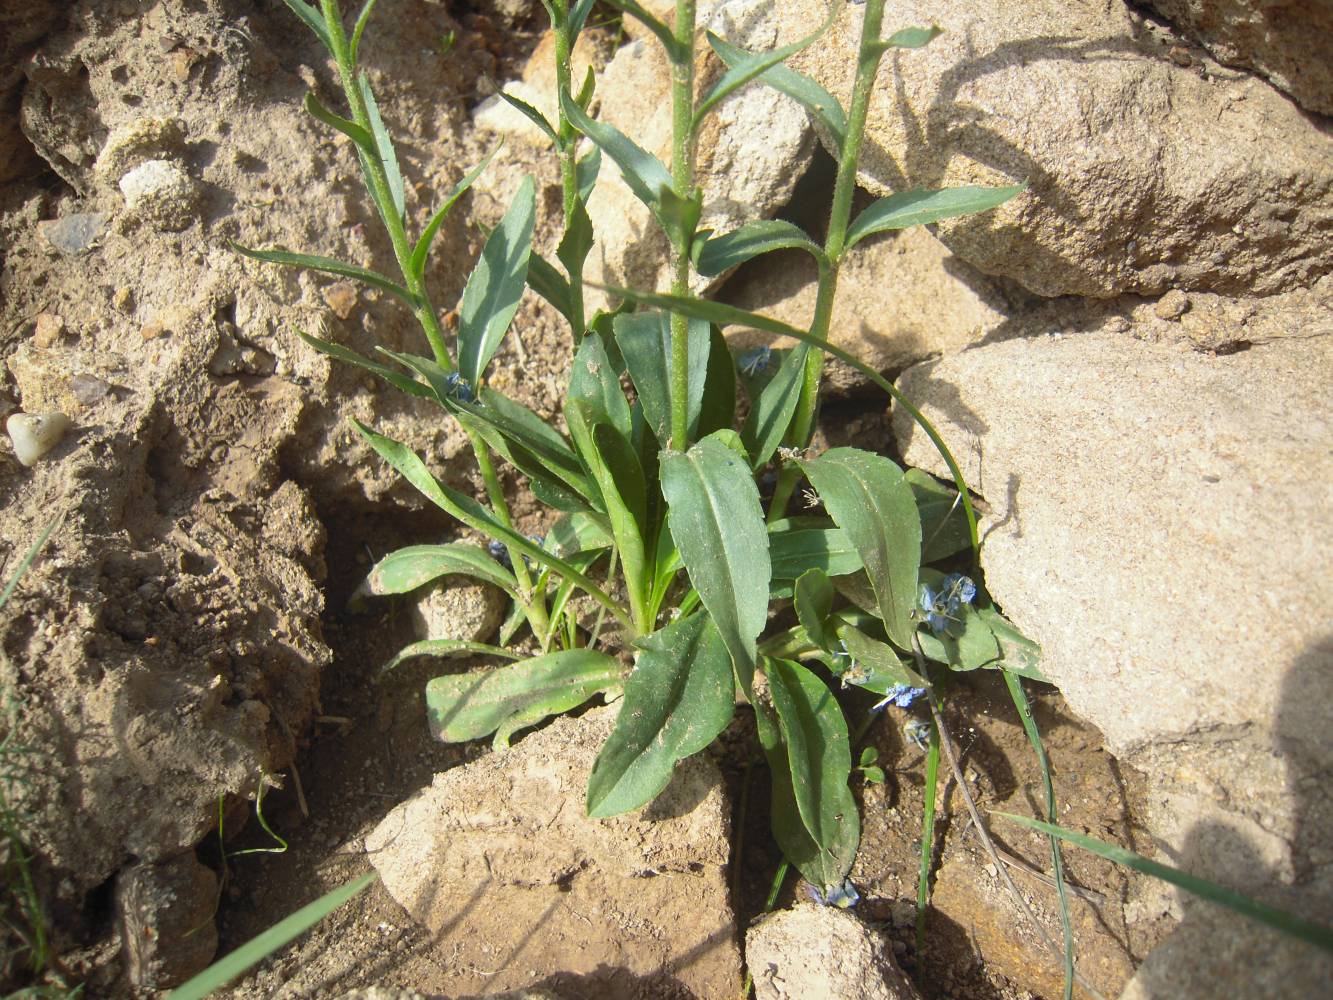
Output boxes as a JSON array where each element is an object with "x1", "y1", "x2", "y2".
[
  {"x1": 357, "y1": 543, "x2": 518, "y2": 600},
  {"x1": 598, "y1": 0, "x2": 683, "y2": 61},
  {"x1": 498, "y1": 88, "x2": 559, "y2": 144},
  {"x1": 297, "y1": 331, "x2": 431, "y2": 398},
  {"x1": 425, "y1": 649, "x2": 622, "y2": 746},
  {"x1": 846, "y1": 186, "x2": 1025, "y2": 249},
  {"x1": 696, "y1": 324, "x2": 737, "y2": 441},
  {"x1": 303, "y1": 92, "x2": 375, "y2": 152},
  {"x1": 613, "y1": 311, "x2": 710, "y2": 446},
  {"x1": 661, "y1": 434, "x2": 770, "y2": 677},
  {"x1": 349, "y1": 0, "x2": 381, "y2": 64},
  {"x1": 879, "y1": 25, "x2": 943, "y2": 51},
  {"x1": 801, "y1": 449, "x2": 920, "y2": 649},
  {"x1": 560, "y1": 90, "x2": 672, "y2": 231},
  {"x1": 549, "y1": 511, "x2": 614, "y2": 557},
  {"x1": 569, "y1": 333, "x2": 631, "y2": 436},
  {"x1": 357, "y1": 72, "x2": 405, "y2": 222},
  {"x1": 462, "y1": 388, "x2": 594, "y2": 504},
  {"x1": 914, "y1": 569, "x2": 1001, "y2": 671},
  {"x1": 696, "y1": 220, "x2": 825, "y2": 278},
  {"x1": 527, "y1": 251, "x2": 574, "y2": 324},
  {"x1": 569, "y1": 0, "x2": 597, "y2": 40},
  {"x1": 977, "y1": 606, "x2": 1047, "y2": 682},
  {"x1": 708, "y1": 34, "x2": 846, "y2": 147},
  {"x1": 380, "y1": 638, "x2": 520, "y2": 677},
  {"x1": 741, "y1": 344, "x2": 808, "y2": 469},
  {"x1": 557, "y1": 194, "x2": 595, "y2": 293},
  {"x1": 280, "y1": 0, "x2": 333, "y2": 53},
  {"x1": 587, "y1": 613, "x2": 734, "y2": 817},
  {"x1": 763, "y1": 657, "x2": 859, "y2": 889},
  {"x1": 232, "y1": 242, "x2": 413, "y2": 304},
  {"x1": 458, "y1": 176, "x2": 535, "y2": 386},
  {"x1": 411, "y1": 147, "x2": 499, "y2": 283},
  {"x1": 836, "y1": 623, "x2": 928, "y2": 691}
]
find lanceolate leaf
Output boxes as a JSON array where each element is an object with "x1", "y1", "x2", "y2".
[
  {"x1": 560, "y1": 90, "x2": 673, "y2": 230},
  {"x1": 425, "y1": 649, "x2": 623, "y2": 747},
  {"x1": 613, "y1": 311, "x2": 710, "y2": 446},
  {"x1": 498, "y1": 88, "x2": 559, "y2": 144},
  {"x1": 696, "y1": 220, "x2": 825, "y2": 278},
  {"x1": 764, "y1": 658, "x2": 859, "y2": 889},
  {"x1": 303, "y1": 92, "x2": 375, "y2": 152},
  {"x1": 232, "y1": 243, "x2": 413, "y2": 304},
  {"x1": 598, "y1": 0, "x2": 683, "y2": 61},
  {"x1": 907, "y1": 468, "x2": 971, "y2": 563},
  {"x1": 882, "y1": 25, "x2": 943, "y2": 50},
  {"x1": 696, "y1": 324, "x2": 737, "y2": 440},
  {"x1": 359, "y1": 543, "x2": 518, "y2": 599},
  {"x1": 836, "y1": 622, "x2": 928, "y2": 691},
  {"x1": 801, "y1": 448, "x2": 921, "y2": 649},
  {"x1": 587, "y1": 613, "x2": 735, "y2": 817},
  {"x1": 708, "y1": 34, "x2": 847, "y2": 147},
  {"x1": 793, "y1": 568, "x2": 835, "y2": 653},
  {"x1": 380, "y1": 638, "x2": 521, "y2": 676},
  {"x1": 358, "y1": 72, "x2": 405, "y2": 221},
  {"x1": 279, "y1": 0, "x2": 333, "y2": 54},
  {"x1": 569, "y1": 333, "x2": 631, "y2": 436},
  {"x1": 576, "y1": 147, "x2": 601, "y2": 204},
  {"x1": 410, "y1": 147, "x2": 499, "y2": 281},
  {"x1": 548, "y1": 511, "x2": 614, "y2": 556},
  {"x1": 556, "y1": 196, "x2": 596, "y2": 297},
  {"x1": 768, "y1": 520, "x2": 864, "y2": 581},
  {"x1": 660, "y1": 434, "x2": 771, "y2": 676},
  {"x1": 527, "y1": 251, "x2": 574, "y2": 323},
  {"x1": 569, "y1": 0, "x2": 597, "y2": 41},
  {"x1": 977, "y1": 606, "x2": 1047, "y2": 682},
  {"x1": 845, "y1": 185, "x2": 1025, "y2": 249},
  {"x1": 463, "y1": 388, "x2": 594, "y2": 503},
  {"x1": 742, "y1": 344, "x2": 809, "y2": 469},
  {"x1": 297, "y1": 331, "x2": 431, "y2": 398},
  {"x1": 457, "y1": 176, "x2": 535, "y2": 386}
]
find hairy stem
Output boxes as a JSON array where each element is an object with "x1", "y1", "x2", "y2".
[{"x1": 668, "y1": 0, "x2": 698, "y2": 452}]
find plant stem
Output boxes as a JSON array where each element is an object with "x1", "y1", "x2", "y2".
[
  {"x1": 319, "y1": 0, "x2": 452, "y2": 369},
  {"x1": 767, "y1": 0, "x2": 887, "y2": 519},
  {"x1": 916, "y1": 718, "x2": 940, "y2": 956},
  {"x1": 552, "y1": 1, "x2": 587, "y2": 340},
  {"x1": 668, "y1": 0, "x2": 698, "y2": 452}
]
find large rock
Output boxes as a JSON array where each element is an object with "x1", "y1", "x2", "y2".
[
  {"x1": 1148, "y1": 0, "x2": 1333, "y2": 116},
  {"x1": 892, "y1": 331, "x2": 1333, "y2": 991},
  {"x1": 365, "y1": 708, "x2": 742, "y2": 999},
  {"x1": 777, "y1": 0, "x2": 1333, "y2": 298},
  {"x1": 584, "y1": 0, "x2": 815, "y2": 301}
]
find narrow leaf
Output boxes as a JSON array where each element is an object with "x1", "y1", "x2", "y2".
[
  {"x1": 576, "y1": 146, "x2": 601, "y2": 204},
  {"x1": 569, "y1": 332, "x2": 632, "y2": 436},
  {"x1": 380, "y1": 639, "x2": 521, "y2": 676},
  {"x1": 708, "y1": 34, "x2": 847, "y2": 147},
  {"x1": 661, "y1": 434, "x2": 771, "y2": 676},
  {"x1": 560, "y1": 90, "x2": 673, "y2": 230},
  {"x1": 846, "y1": 185, "x2": 1026, "y2": 249},
  {"x1": 410, "y1": 146, "x2": 500, "y2": 281},
  {"x1": 232, "y1": 242, "x2": 413, "y2": 304},
  {"x1": 425, "y1": 650, "x2": 622, "y2": 744},
  {"x1": 742, "y1": 344, "x2": 809, "y2": 469},
  {"x1": 569, "y1": 0, "x2": 597, "y2": 40},
  {"x1": 696, "y1": 220, "x2": 825, "y2": 278},
  {"x1": 303, "y1": 92, "x2": 375, "y2": 152},
  {"x1": 457, "y1": 175, "x2": 535, "y2": 386},
  {"x1": 836, "y1": 623, "x2": 928, "y2": 691},
  {"x1": 297, "y1": 331, "x2": 430, "y2": 398},
  {"x1": 587, "y1": 614, "x2": 735, "y2": 817},
  {"x1": 358, "y1": 72, "x2": 405, "y2": 221},
  {"x1": 556, "y1": 194, "x2": 596, "y2": 294},
  {"x1": 498, "y1": 88, "x2": 559, "y2": 144},
  {"x1": 696, "y1": 324, "x2": 737, "y2": 440},
  {"x1": 801, "y1": 448, "x2": 921, "y2": 649},
  {"x1": 549, "y1": 511, "x2": 614, "y2": 556},
  {"x1": 527, "y1": 250, "x2": 574, "y2": 323},
  {"x1": 793, "y1": 568, "x2": 835, "y2": 652},
  {"x1": 359, "y1": 543, "x2": 518, "y2": 598},
  {"x1": 614, "y1": 311, "x2": 710, "y2": 446},
  {"x1": 279, "y1": 0, "x2": 333, "y2": 54},
  {"x1": 882, "y1": 25, "x2": 943, "y2": 50},
  {"x1": 349, "y1": 0, "x2": 381, "y2": 64},
  {"x1": 598, "y1": 0, "x2": 683, "y2": 61},
  {"x1": 906, "y1": 468, "x2": 971, "y2": 563},
  {"x1": 978, "y1": 607, "x2": 1047, "y2": 682}
]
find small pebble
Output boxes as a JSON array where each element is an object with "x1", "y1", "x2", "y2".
[
  {"x1": 119, "y1": 160, "x2": 201, "y2": 230},
  {"x1": 321, "y1": 281, "x2": 359, "y2": 320},
  {"x1": 38, "y1": 213, "x2": 107, "y2": 256},
  {"x1": 7, "y1": 412, "x2": 73, "y2": 466},
  {"x1": 140, "y1": 323, "x2": 165, "y2": 341},
  {"x1": 112, "y1": 287, "x2": 134, "y2": 312},
  {"x1": 1154, "y1": 289, "x2": 1190, "y2": 320},
  {"x1": 33, "y1": 313, "x2": 64, "y2": 347}
]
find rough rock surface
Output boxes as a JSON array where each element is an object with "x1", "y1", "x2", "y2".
[
  {"x1": 892, "y1": 331, "x2": 1333, "y2": 986},
  {"x1": 408, "y1": 578, "x2": 505, "y2": 644},
  {"x1": 1148, "y1": 0, "x2": 1333, "y2": 115},
  {"x1": 365, "y1": 707, "x2": 742, "y2": 999},
  {"x1": 745, "y1": 904, "x2": 919, "y2": 1000},
  {"x1": 115, "y1": 854, "x2": 218, "y2": 989},
  {"x1": 778, "y1": 0, "x2": 1333, "y2": 298},
  {"x1": 583, "y1": 0, "x2": 815, "y2": 303}
]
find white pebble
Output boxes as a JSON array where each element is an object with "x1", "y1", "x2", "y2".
[{"x1": 7, "y1": 412, "x2": 73, "y2": 466}]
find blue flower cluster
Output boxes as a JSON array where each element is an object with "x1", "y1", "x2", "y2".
[
  {"x1": 920, "y1": 573, "x2": 977, "y2": 634},
  {"x1": 872, "y1": 683, "x2": 925, "y2": 712},
  {"x1": 444, "y1": 371, "x2": 475, "y2": 403}
]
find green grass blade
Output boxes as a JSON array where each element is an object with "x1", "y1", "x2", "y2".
[
  {"x1": 993, "y1": 812, "x2": 1333, "y2": 955},
  {"x1": 916, "y1": 720, "x2": 940, "y2": 954},
  {"x1": 1, "y1": 517, "x2": 58, "y2": 609},
  {"x1": 231, "y1": 243, "x2": 413, "y2": 304},
  {"x1": 167, "y1": 873, "x2": 378, "y2": 1000}
]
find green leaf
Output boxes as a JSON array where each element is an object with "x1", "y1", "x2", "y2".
[
  {"x1": 560, "y1": 90, "x2": 673, "y2": 231},
  {"x1": 462, "y1": 388, "x2": 594, "y2": 504},
  {"x1": 696, "y1": 220, "x2": 825, "y2": 278},
  {"x1": 742, "y1": 344, "x2": 809, "y2": 469},
  {"x1": 576, "y1": 146, "x2": 601, "y2": 204},
  {"x1": 349, "y1": 0, "x2": 381, "y2": 64},
  {"x1": 296, "y1": 331, "x2": 431, "y2": 398},
  {"x1": 846, "y1": 185, "x2": 1025, "y2": 249},
  {"x1": 696, "y1": 324, "x2": 737, "y2": 440},
  {"x1": 498, "y1": 88, "x2": 559, "y2": 144},
  {"x1": 231, "y1": 242, "x2": 413, "y2": 305},
  {"x1": 708, "y1": 34, "x2": 847, "y2": 147},
  {"x1": 793, "y1": 568, "x2": 835, "y2": 652},
  {"x1": 569, "y1": 333, "x2": 632, "y2": 436},
  {"x1": 613, "y1": 311, "x2": 710, "y2": 446},
  {"x1": 457, "y1": 175, "x2": 535, "y2": 386},
  {"x1": 836, "y1": 622, "x2": 928, "y2": 691},
  {"x1": 549, "y1": 511, "x2": 614, "y2": 556},
  {"x1": 410, "y1": 146, "x2": 500, "y2": 282},
  {"x1": 279, "y1": 0, "x2": 333, "y2": 55},
  {"x1": 978, "y1": 606, "x2": 1047, "y2": 682},
  {"x1": 801, "y1": 448, "x2": 921, "y2": 649},
  {"x1": 357, "y1": 72, "x2": 405, "y2": 222},
  {"x1": 764, "y1": 658, "x2": 859, "y2": 889},
  {"x1": 380, "y1": 638, "x2": 521, "y2": 677},
  {"x1": 906, "y1": 468, "x2": 971, "y2": 563},
  {"x1": 882, "y1": 25, "x2": 943, "y2": 50},
  {"x1": 587, "y1": 613, "x2": 735, "y2": 817},
  {"x1": 768, "y1": 522, "x2": 864, "y2": 581},
  {"x1": 527, "y1": 250, "x2": 574, "y2": 324},
  {"x1": 426, "y1": 649, "x2": 623, "y2": 747},
  {"x1": 915, "y1": 570, "x2": 1001, "y2": 672},
  {"x1": 358, "y1": 543, "x2": 518, "y2": 599},
  {"x1": 598, "y1": 0, "x2": 684, "y2": 61},
  {"x1": 695, "y1": 10, "x2": 836, "y2": 127},
  {"x1": 992, "y1": 813, "x2": 1333, "y2": 956},
  {"x1": 660, "y1": 434, "x2": 771, "y2": 677},
  {"x1": 569, "y1": 0, "x2": 597, "y2": 40},
  {"x1": 303, "y1": 92, "x2": 375, "y2": 152},
  {"x1": 659, "y1": 185, "x2": 704, "y2": 249},
  {"x1": 556, "y1": 194, "x2": 596, "y2": 295},
  {"x1": 167, "y1": 873, "x2": 377, "y2": 1000}
]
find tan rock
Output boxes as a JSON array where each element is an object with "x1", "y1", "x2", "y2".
[
  {"x1": 778, "y1": 0, "x2": 1333, "y2": 298},
  {"x1": 116, "y1": 854, "x2": 218, "y2": 990},
  {"x1": 365, "y1": 707, "x2": 742, "y2": 999},
  {"x1": 407, "y1": 577, "x2": 505, "y2": 644},
  {"x1": 33, "y1": 311, "x2": 64, "y2": 347},
  {"x1": 321, "y1": 280, "x2": 359, "y2": 320}
]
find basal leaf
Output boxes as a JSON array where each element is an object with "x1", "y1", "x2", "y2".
[
  {"x1": 358, "y1": 543, "x2": 519, "y2": 599},
  {"x1": 708, "y1": 34, "x2": 847, "y2": 147},
  {"x1": 425, "y1": 649, "x2": 623, "y2": 746},
  {"x1": 741, "y1": 343, "x2": 809, "y2": 469},
  {"x1": 801, "y1": 448, "x2": 920, "y2": 649},
  {"x1": 696, "y1": 220, "x2": 825, "y2": 278},
  {"x1": 845, "y1": 185, "x2": 1026, "y2": 249},
  {"x1": 661, "y1": 434, "x2": 771, "y2": 676},
  {"x1": 380, "y1": 638, "x2": 521, "y2": 677},
  {"x1": 587, "y1": 613, "x2": 735, "y2": 817},
  {"x1": 457, "y1": 176, "x2": 535, "y2": 385}
]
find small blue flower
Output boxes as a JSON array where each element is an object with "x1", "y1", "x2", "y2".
[
  {"x1": 444, "y1": 371, "x2": 475, "y2": 403},
  {"x1": 738, "y1": 346, "x2": 773, "y2": 376},
  {"x1": 487, "y1": 539, "x2": 512, "y2": 568},
  {"x1": 919, "y1": 572, "x2": 977, "y2": 635},
  {"x1": 871, "y1": 683, "x2": 925, "y2": 712},
  {"x1": 808, "y1": 879, "x2": 860, "y2": 909},
  {"x1": 904, "y1": 719, "x2": 933, "y2": 752}
]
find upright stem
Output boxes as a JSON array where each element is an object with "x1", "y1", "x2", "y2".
[
  {"x1": 552, "y1": 1, "x2": 587, "y2": 340},
  {"x1": 767, "y1": 0, "x2": 887, "y2": 519},
  {"x1": 668, "y1": 0, "x2": 697, "y2": 452}
]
